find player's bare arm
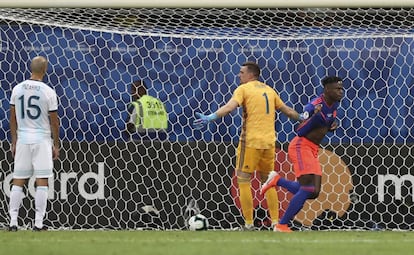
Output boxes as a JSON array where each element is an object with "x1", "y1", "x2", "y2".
[
  {"x1": 49, "y1": 111, "x2": 60, "y2": 160},
  {"x1": 9, "y1": 105, "x2": 17, "y2": 157}
]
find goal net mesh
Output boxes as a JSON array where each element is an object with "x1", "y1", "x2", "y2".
[{"x1": 0, "y1": 7, "x2": 413, "y2": 230}]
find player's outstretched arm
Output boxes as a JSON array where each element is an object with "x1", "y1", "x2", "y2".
[
  {"x1": 192, "y1": 112, "x2": 218, "y2": 130},
  {"x1": 192, "y1": 99, "x2": 239, "y2": 130},
  {"x1": 279, "y1": 105, "x2": 303, "y2": 122}
]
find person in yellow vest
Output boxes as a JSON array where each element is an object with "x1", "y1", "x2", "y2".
[{"x1": 126, "y1": 80, "x2": 168, "y2": 134}]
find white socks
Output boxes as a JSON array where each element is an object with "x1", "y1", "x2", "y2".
[
  {"x1": 9, "y1": 185, "x2": 25, "y2": 227},
  {"x1": 35, "y1": 186, "x2": 48, "y2": 229},
  {"x1": 9, "y1": 185, "x2": 49, "y2": 228}
]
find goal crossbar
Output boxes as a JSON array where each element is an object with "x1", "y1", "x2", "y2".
[{"x1": 1, "y1": 0, "x2": 414, "y2": 8}]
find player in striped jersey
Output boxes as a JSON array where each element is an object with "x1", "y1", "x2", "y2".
[
  {"x1": 8, "y1": 56, "x2": 60, "y2": 231},
  {"x1": 193, "y1": 62, "x2": 303, "y2": 230},
  {"x1": 260, "y1": 76, "x2": 344, "y2": 232}
]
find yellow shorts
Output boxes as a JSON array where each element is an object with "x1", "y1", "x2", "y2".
[{"x1": 236, "y1": 145, "x2": 275, "y2": 175}]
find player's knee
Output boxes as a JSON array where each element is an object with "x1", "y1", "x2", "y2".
[
  {"x1": 302, "y1": 186, "x2": 320, "y2": 199},
  {"x1": 236, "y1": 170, "x2": 251, "y2": 183},
  {"x1": 260, "y1": 175, "x2": 268, "y2": 184},
  {"x1": 308, "y1": 191, "x2": 320, "y2": 200},
  {"x1": 308, "y1": 188, "x2": 321, "y2": 199},
  {"x1": 237, "y1": 176, "x2": 250, "y2": 184}
]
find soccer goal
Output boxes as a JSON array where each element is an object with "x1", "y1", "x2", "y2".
[{"x1": 0, "y1": 4, "x2": 413, "y2": 230}]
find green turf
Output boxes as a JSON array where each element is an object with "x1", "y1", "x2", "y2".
[{"x1": 1, "y1": 230, "x2": 413, "y2": 255}]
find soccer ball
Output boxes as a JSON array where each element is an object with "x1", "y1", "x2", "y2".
[{"x1": 188, "y1": 214, "x2": 208, "y2": 231}]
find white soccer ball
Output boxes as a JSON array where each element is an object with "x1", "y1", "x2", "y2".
[{"x1": 188, "y1": 214, "x2": 208, "y2": 231}]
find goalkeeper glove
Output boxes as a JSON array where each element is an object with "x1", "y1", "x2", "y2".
[{"x1": 193, "y1": 112, "x2": 218, "y2": 130}]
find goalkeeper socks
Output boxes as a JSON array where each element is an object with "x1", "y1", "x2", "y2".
[
  {"x1": 35, "y1": 186, "x2": 48, "y2": 228},
  {"x1": 279, "y1": 186, "x2": 314, "y2": 225},
  {"x1": 264, "y1": 187, "x2": 279, "y2": 224},
  {"x1": 9, "y1": 185, "x2": 25, "y2": 226},
  {"x1": 238, "y1": 178, "x2": 254, "y2": 225},
  {"x1": 277, "y1": 178, "x2": 301, "y2": 194}
]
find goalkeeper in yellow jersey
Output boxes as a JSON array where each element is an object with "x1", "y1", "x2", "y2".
[{"x1": 193, "y1": 62, "x2": 303, "y2": 230}]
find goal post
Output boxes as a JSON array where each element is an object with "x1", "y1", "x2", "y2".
[{"x1": 0, "y1": 7, "x2": 413, "y2": 230}]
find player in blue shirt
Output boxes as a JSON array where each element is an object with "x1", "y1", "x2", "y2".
[{"x1": 261, "y1": 76, "x2": 343, "y2": 232}]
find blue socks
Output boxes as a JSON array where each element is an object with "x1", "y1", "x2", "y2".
[
  {"x1": 277, "y1": 177, "x2": 301, "y2": 194},
  {"x1": 279, "y1": 186, "x2": 314, "y2": 225}
]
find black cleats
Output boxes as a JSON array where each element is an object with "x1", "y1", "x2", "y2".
[
  {"x1": 33, "y1": 226, "x2": 48, "y2": 231},
  {"x1": 8, "y1": 225, "x2": 18, "y2": 232}
]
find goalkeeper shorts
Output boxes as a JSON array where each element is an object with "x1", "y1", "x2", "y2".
[{"x1": 236, "y1": 145, "x2": 275, "y2": 175}]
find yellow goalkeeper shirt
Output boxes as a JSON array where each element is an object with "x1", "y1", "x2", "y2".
[{"x1": 231, "y1": 80, "x2": 285, "y2": 149}]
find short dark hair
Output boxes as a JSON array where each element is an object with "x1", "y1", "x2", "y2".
[
  {"x1": 242, "y1": 61, "x2": 260, "y2": 78},
  {"x1": 132, "y1": 80, "x2": 147, "y2": 96},
  {"x1": 322, "y1": 76, "x2": 343, "y2": 87},
  {"x1": 133, "y1": 80, "x2": 147, "y2": 89}
]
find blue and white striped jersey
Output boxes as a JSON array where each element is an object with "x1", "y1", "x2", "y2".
[{"x1": 10, "y1": 79, "x2": 58, "y2": 144}]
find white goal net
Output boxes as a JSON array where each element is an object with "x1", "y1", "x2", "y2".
[{"x1": 0, "y1": 7, "x2": 413, "y2": 230}]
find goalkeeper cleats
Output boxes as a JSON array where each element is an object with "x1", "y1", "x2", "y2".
[
  {"x1": 260, "y1": 171, "x2": 281, "y2": 196},
  {"x1": 242, "y1": 223, "x2": 257, "y2": 231}
]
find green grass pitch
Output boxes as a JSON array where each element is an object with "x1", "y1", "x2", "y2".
[{"x1": 1, "y1": 230, "x2": 414, "y2": 255}]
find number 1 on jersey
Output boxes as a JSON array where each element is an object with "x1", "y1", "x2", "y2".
[{"x1": 262, "y1": 92, "x2": 269, "y2": 114}]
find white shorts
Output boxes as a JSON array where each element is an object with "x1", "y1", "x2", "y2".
[{"x1": 13, "y1": 140, "x2": 54, "y2": 179}]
